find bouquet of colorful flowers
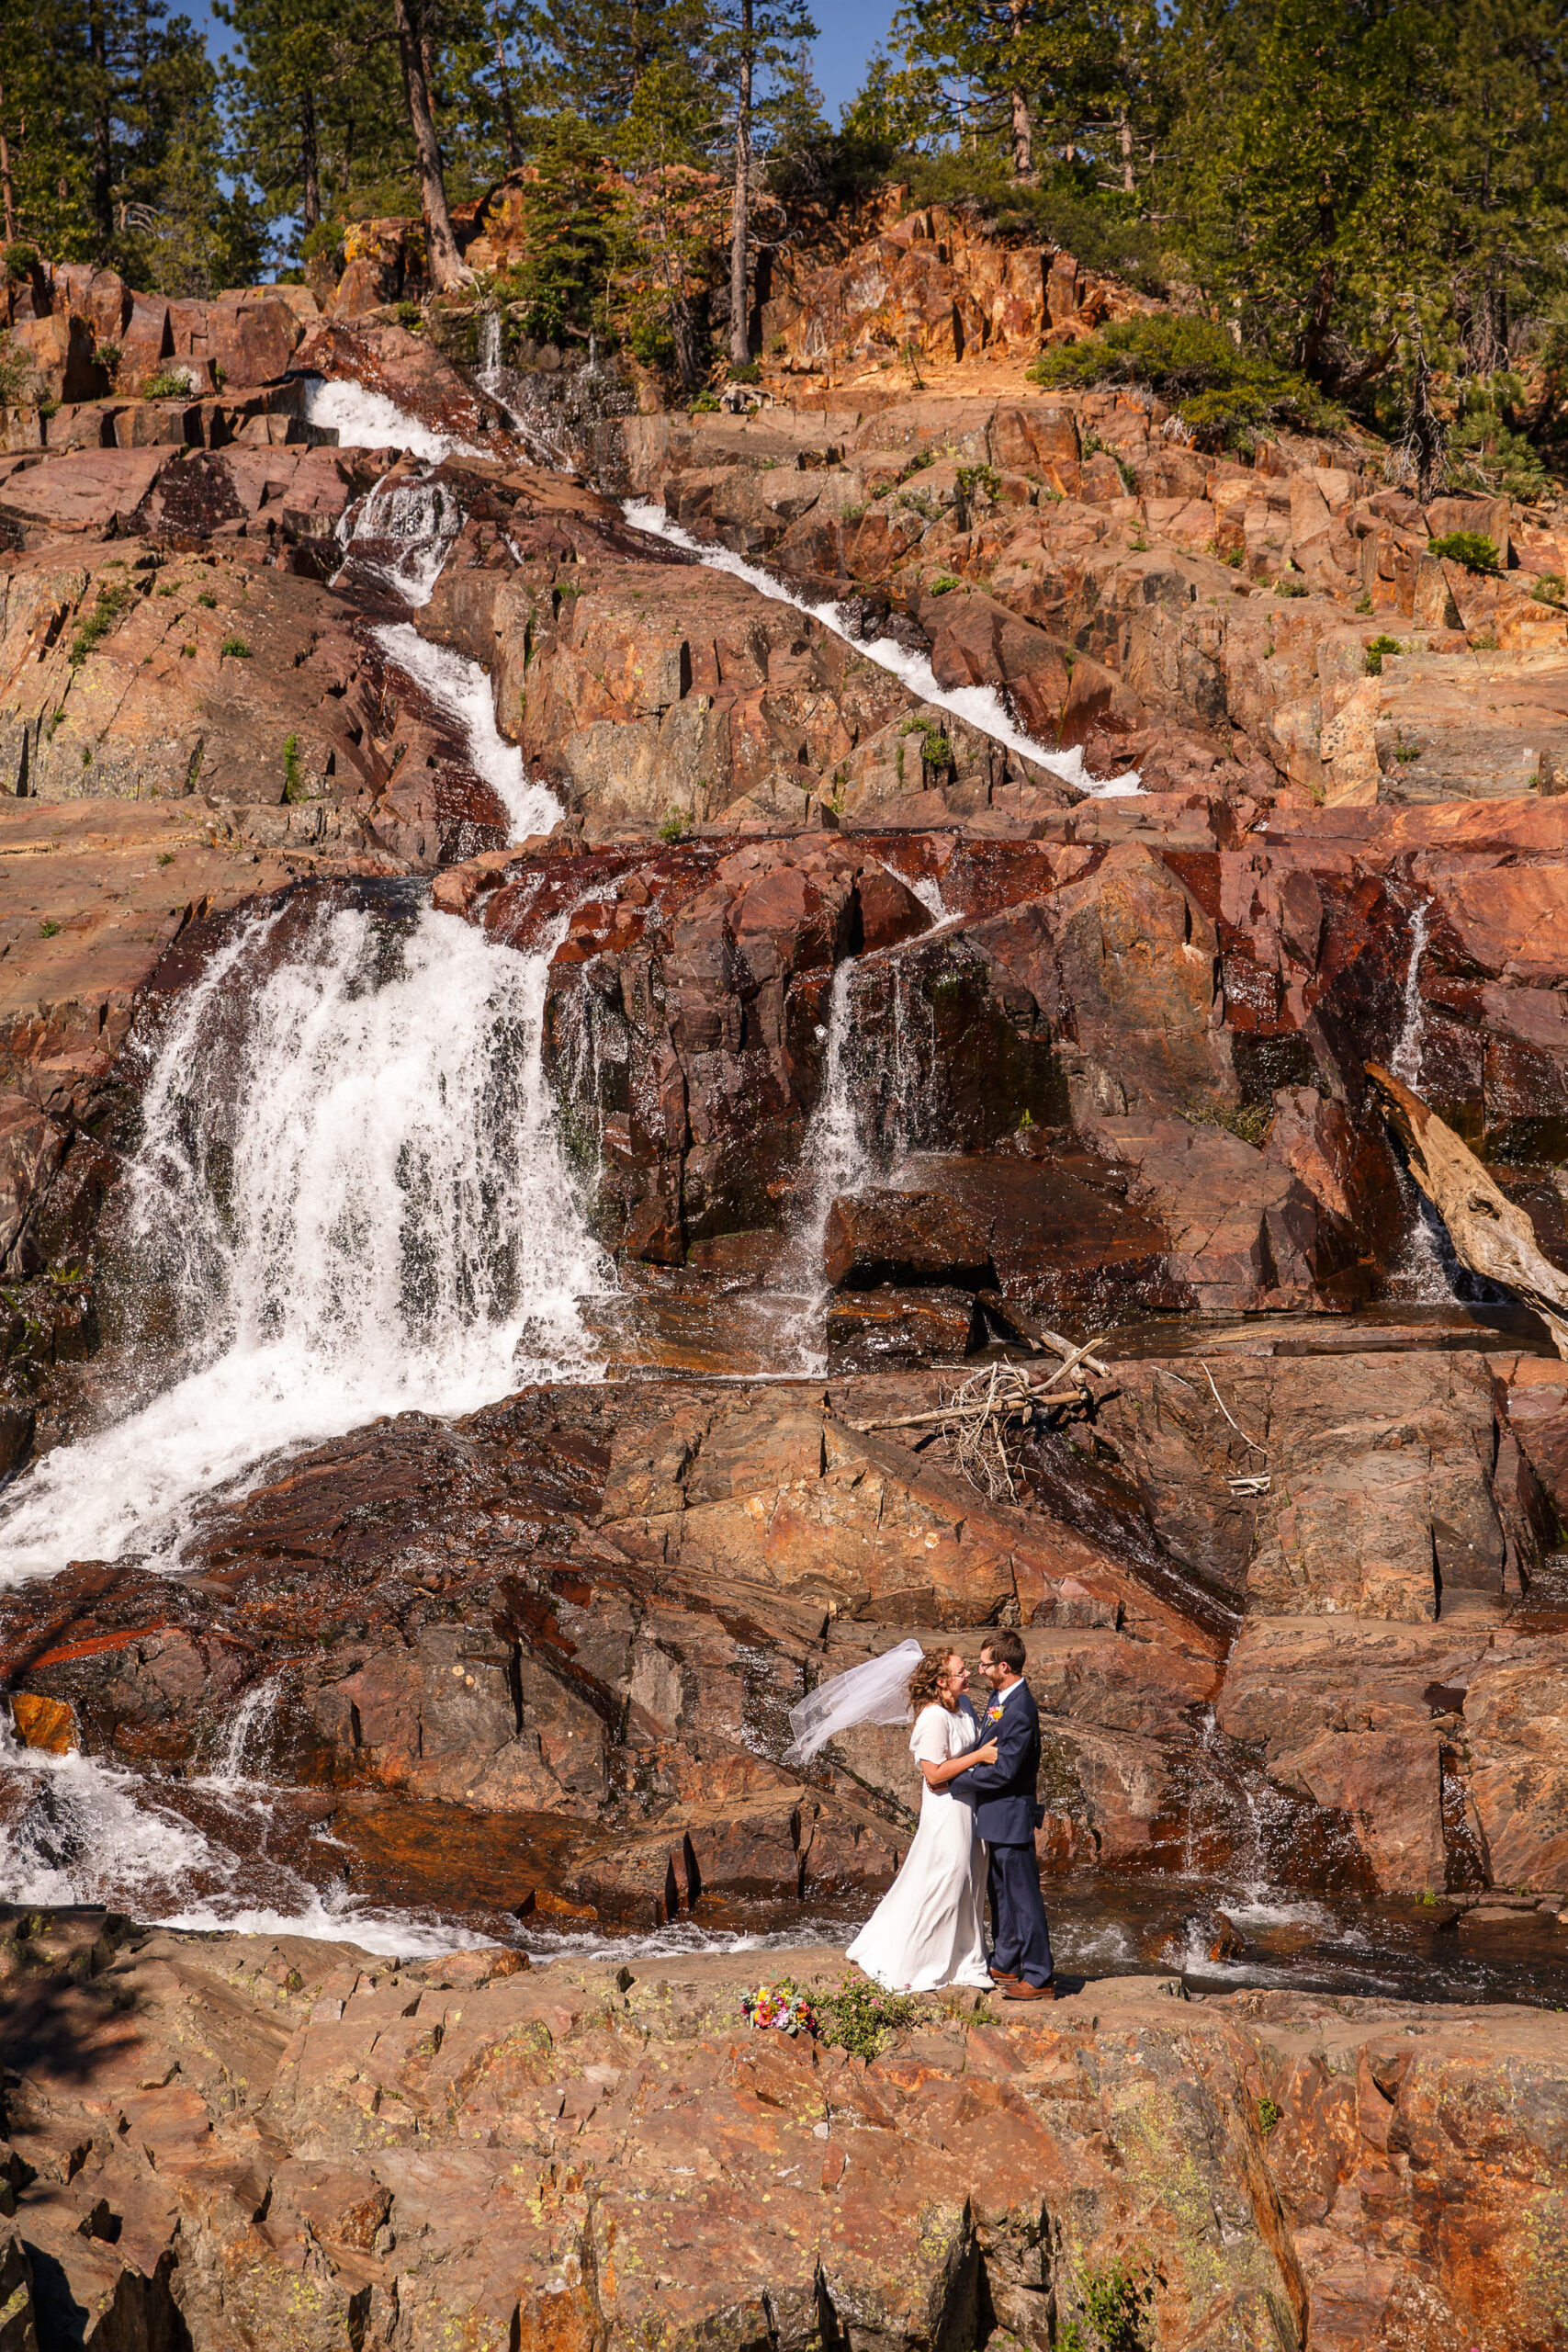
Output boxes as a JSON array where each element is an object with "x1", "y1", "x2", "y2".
[{"x1": 741, "y1": 1979, "x2": 819, "y2": 2037}]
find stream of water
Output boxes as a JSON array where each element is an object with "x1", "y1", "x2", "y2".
[
  {"x1": 622, "y1": 499, "x2": 1145, "y2": 800},
  {"x1": 0, "y1": 899, "x2": 611, "y2": 1584}
]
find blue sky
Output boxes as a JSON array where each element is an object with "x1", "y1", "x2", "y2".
[{"x1": 187, "y1": 0, "x2": 898, "y2": 125}]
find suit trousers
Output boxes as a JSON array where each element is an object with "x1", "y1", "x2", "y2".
[{"x1": 987, "y1": 1839, "x2": 1053, "y2": 1985}]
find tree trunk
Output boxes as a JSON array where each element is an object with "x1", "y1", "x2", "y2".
[
  {"x1": 1367, "y1": 1064, "x2": 1568, "y2": 1356},
  {"x1": 1010, "y1": 85, "x2": 1032, "y2": 179},
  {"x1": 300, "y1": 88, "x2": 321, "y2": 232},
  {"x1": 1008, "y1": 0, "x2": 1032, "y2": 180},
  {"x1": 728, "y1": 0, "x2": 751, "y2": 368},
  {"x1": 0, "y1": 81, "x2": 16, "y2": 244},
  {"x1": 491, "y1": 10, "x2": 524, "y2": 172},
  {"x1": 391, "y1": 0, "x2": 470, "y2": 291},
  {"x1": 1119, "y1": 104, "x2": 1133, "y2": 195},
  {"x1": 89, "y1": 0, "x2": 113, "y2": 251}
]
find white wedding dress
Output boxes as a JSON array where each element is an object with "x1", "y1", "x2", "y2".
[{"x1": 845, "y1": 1702, "x2": 991, "y2": 1992}]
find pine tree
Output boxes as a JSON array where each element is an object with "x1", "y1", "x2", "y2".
[
  {"x1": 1171, "y1": 0, "x2": 1438, "y2": 393},
  {"x1": 708, "y1": 0, "x2": 818, "y2": 364},
  {"x1": 892, "y1": 0, "x2": 1112, "y2": 181}
]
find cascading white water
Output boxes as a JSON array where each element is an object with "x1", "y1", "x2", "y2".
[
  {"x1": 478, "y1": 308, "x2": 502, "y2": 389},
  {"x1": 0, "y1": 1706, "x2": 481, "y2": 1951},
  {"x1": 0, "y1": 899, "x2": 613, "y2": 1584},
  {"x1": 376, "y1": 620, "x2": 564, "y2": 842},
  {"x1": 333, "y1": 476, "x2": 464, "y2": 607},
  {"x1": 1391, "y1": 898, "x2": 1431, "y2": 1088},
  {"x1": 1386, "y1": 899, "x2": 1462, "y2": 1303},
  {"x1": 795, "y1": 963, "x2": 874, "y2": 1281},
  {"x1": 622, "y1": 498, "x2": 1144, "y2": 799},
  {"x1": 329, "y1": 466, "x2": 563, "y2": 845},
  {"x1": 303, "y1": 375, "x2": 480, "y2": 462}
]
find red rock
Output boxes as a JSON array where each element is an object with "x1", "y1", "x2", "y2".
[{"x1": 824, "y1": 1283, "x2": 981, "y2": 1366}]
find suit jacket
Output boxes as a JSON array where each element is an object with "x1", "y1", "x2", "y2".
[{"x1": 954, "y1": 1678, "x2": 1043, "y2": 1846}]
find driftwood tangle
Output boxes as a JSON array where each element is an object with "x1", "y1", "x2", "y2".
[{"x1": 1366, "y1": 1060, "x2": 1568, "y2": 1357}]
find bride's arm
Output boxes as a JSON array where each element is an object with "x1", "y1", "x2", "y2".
[{"x1": 921, "y1": 1738, "x2": 998, "y2": 1787}]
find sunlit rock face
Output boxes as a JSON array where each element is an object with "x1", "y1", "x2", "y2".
[{"x1": 3, "y1": 226, "x2": 1568, "y2": 2352}]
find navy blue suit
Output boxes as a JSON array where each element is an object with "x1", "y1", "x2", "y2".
[{"x1": 955, "y1": 1677, "x2": 1053, "y2": 1986}]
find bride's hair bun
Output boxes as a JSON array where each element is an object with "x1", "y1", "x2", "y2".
[{"x1": 907, "y1": 1647, "x2": 957, "y2": 1713}]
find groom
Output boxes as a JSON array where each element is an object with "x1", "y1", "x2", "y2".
[{"x1": 954, "y1": 1630, "x2": 1055, "y2": 2000}]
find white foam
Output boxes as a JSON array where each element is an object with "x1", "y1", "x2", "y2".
[
  {"x1": 0, "y1": 902, "x2": 612, "y2": 1581},
  {"x1": 303, "y1": 374, "x2": 481, "y2": 463},
  {"x1": 376, "y1": 620, "x2": 563, "y2": 843},
  {"x1": 0, "y1": 1713, "x2": 488, "y2": 1953},
  {"x1": 622, "y1": 498, "x2": 1143, "y2": 799}
]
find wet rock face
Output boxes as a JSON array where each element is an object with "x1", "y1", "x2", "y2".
[
  {"x1": 0, "y1": 1366, "x2": 1252, "y2": 1926},
  {"x1": 4, "y1": 1923, "x2": 1566, "y2": 2352}
]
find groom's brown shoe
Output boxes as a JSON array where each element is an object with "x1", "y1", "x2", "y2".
[
  {"x1": 988, "y1": 1968, "x2": 1021, "y2": 1988},
  {"x1": 1002, "y1": 1980, "x2": 1056, "y2": 2001}
]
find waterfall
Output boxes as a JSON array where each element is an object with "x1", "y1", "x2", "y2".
[
  {"x1": 302, "y1": 374, "x2": 480, "y2": 462},
  {"x1": 0, "y1": 898, "x2": 613, "y2": 1584},
  {"x1": 796, "y1": 962, "x2": 874, "y2": 1274},
  {"x1": 1386, "y1": 899, "x2": 1463, "y2": 1303},
  {"x1": 204, "y1": 1674, "x2": 282, "y2": 1789},
  {"x1": 375, "y1": 620, "x2": 563, "y2": 842},
  {"x1": 621, "y1": 499, "x2": 1144, "y2": 800},
  {"x1": 333, "y1": 476, "x2": 464, "y2": 607},
  {"x1": 331, "y1": 472, "x2": 561, "y2": 845},
  {"x1": 1391, "y1": 898, "x2": 1431, "y2": 1089},
  {"x1": 0, "y1": 1704, "x2": 480, "y2": 1951},
  {"x1": 478, "y1": 307, "x2": 502, "y2": 389}
]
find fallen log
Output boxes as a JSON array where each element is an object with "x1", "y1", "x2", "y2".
[{"x1": 1366, "y1": 1061, "x2": 1568, "y2": 1358}]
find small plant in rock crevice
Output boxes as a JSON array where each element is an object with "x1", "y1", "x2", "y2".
[
  {"x1": 282, "y1": 733, "x2": 307, "y2": 803},
  {"x1": 68, "y1": 582, "x2": 133, "y2": 666},
  {"x1": 1056, "y1": 2254, "x2": 1157, "y2": 2352},
  {"x1": 220, "y1": 636, "x2": 252, "y2": 660},
  {"x1": 658, "y1": 807, "x2": 687, "y2": 842},
  {"x1": 1257, "y1": 2095, "x2": 1281, "y2": 2135},
  {"x1": 1364, "y1": 634, "x2": 1405, "y2": 675},
  {"x1": 900, "y1": 716, "x2": 952, "y2": 770},
  {"x1": 1185, "y1": 1092, "x2": 1273, "y2": 1148},
  {"x1": 1428, "y1": 530, "x2": 1501, "y2": 574},
  {"x1": 1531, "y1": 573, "x2": 1566, "y2": 605}
]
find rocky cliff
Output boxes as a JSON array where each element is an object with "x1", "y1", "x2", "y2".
[{"x1": 2, "y1": 204, "x2": 1568, "y2": 2352}]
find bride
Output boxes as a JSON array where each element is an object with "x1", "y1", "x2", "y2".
[{"x1": 786, "y1": 1640, "x2": 997, "y2": 1993}]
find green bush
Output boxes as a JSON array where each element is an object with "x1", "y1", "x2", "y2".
[
  {"x1": 395, "y1": 300, "x2": 424, "y2": 331},
  {"x1": 1428, "y1": 530, "x2": 1501, "y2": 574},
  {"x1": 814, "y1": 1975, "x2": 922, "y2": 2059},
  {"x1": 3, "y1": 241, "x2": 39, "y2": 283},
  {"x1": 1531, "y1": 573, "x2": 1565, "y2": 605},
  {"x1": 141, "y1": 366, "x2": 198, "y2": 400},
  {"x1": 39, "y1": 917, "x2": 61, "y2": 939},
  {"x1": 689, "y1": 389, "x2": 720, "y2": 413},
  {"x1": 1058, "y1": 2255, "x2": 1156, "y2": 2352},
  {"x1": 901, "y1": 716, "x2": 952, "y2": 768},
  {"x1": 657, "y1": 807, "x2": 687, "y2": 842},
  {"x1": 1364, "y1": 633, "x2": 1404, "y2": 675},
  {"x1": 1030, "y1": 314, "x2": 1343, "y2": 450},
  {"x1": 68, "y1": 582, "x2": 133, "y2": 666},
  {"x1": 929, "y1": 572, "x2": 960, "y2": 594},
  {"x1": 728, "y1": 360, "x2": 761, "y2": 385},
  {"x1": 220, "y1": 635, "x2": 251, "y2": 659},
  {"x1": 282, "y1": 733, "x2": 306, "y2": 803}
]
